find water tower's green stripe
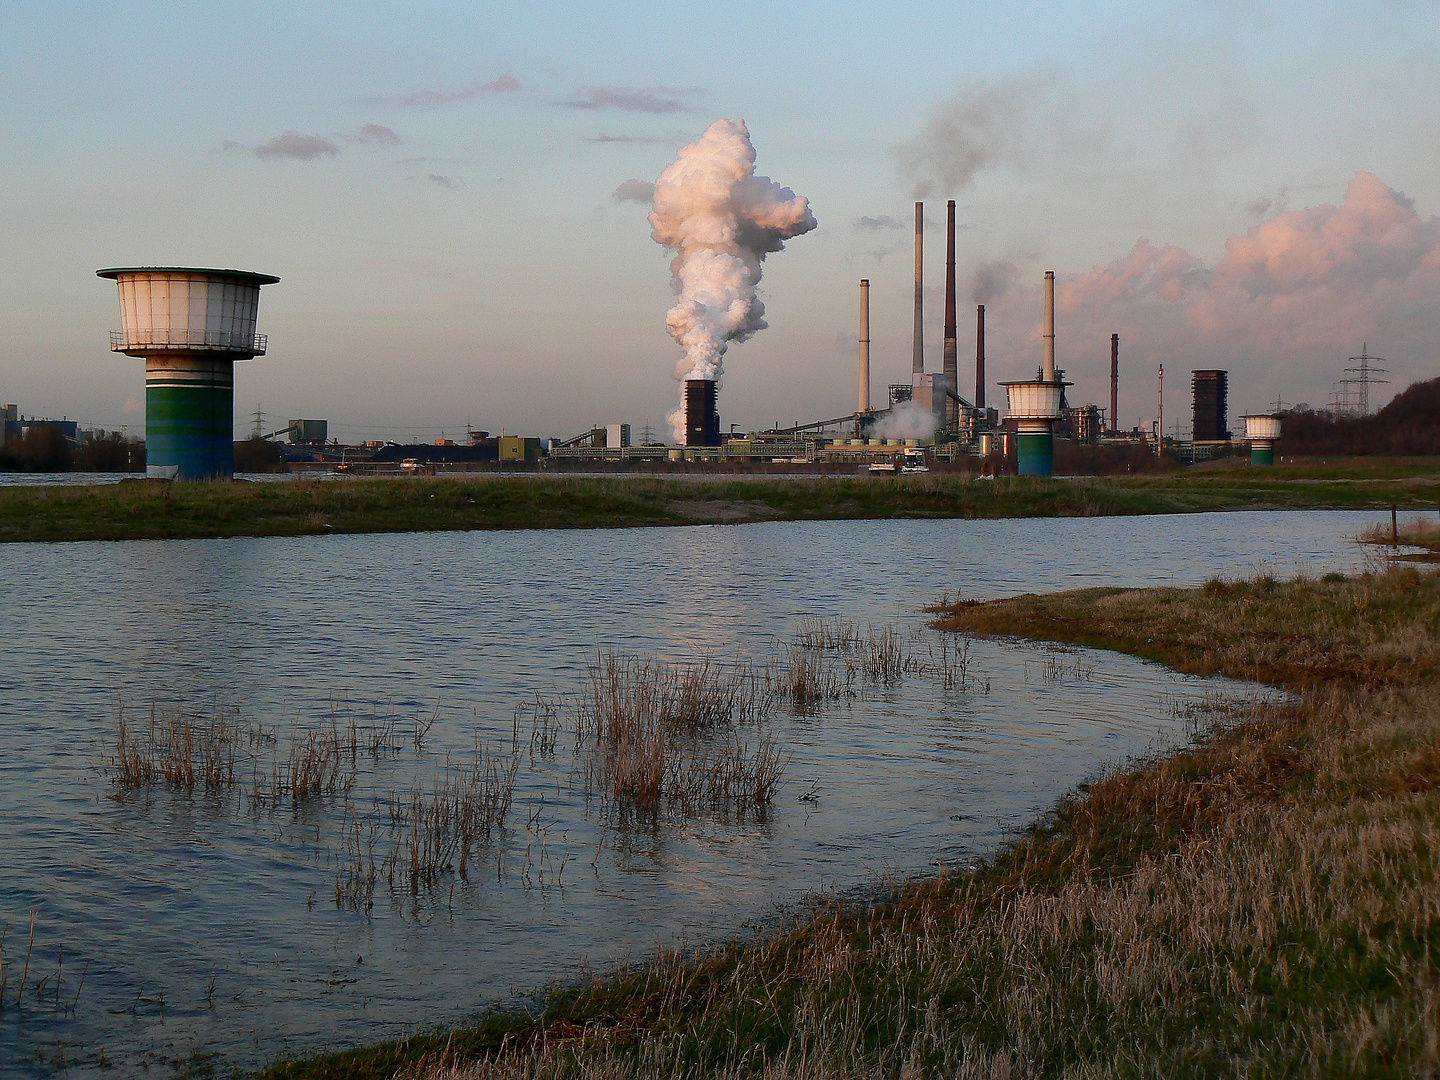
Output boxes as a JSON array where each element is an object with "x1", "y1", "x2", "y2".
[
  {"x1": 1251, "y1": 445, "x2": 1275, "y2": 466},
  {"x1": 1015, "y1": 432, "x2": 1054, "y2": 477}
]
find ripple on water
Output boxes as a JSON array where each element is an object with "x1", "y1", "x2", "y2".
[{"x1": 0, "y1": 510, "x2": 1411, "y2": 1077}]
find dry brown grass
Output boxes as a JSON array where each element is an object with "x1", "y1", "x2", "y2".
[{"x1": 575, "y1": 653, "x2": 785, "y2": 813}]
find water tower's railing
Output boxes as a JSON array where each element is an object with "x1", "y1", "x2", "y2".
[{"x1": 110, "y1": 330, "x2": 267, "y2": 354}]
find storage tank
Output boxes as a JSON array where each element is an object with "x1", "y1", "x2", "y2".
[{"x1": 98, "y1": 267, "x2": 279, "y2": 480}]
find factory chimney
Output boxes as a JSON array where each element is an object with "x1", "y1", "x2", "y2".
[
  {"x1": 858, "y1": 278, "x2": 871, "y2": 413},
  {"x1": 1043, "y1": 270, "x2": 1056, "y2": 382},
  {"x1": 975, "y1": 304, "x2": 986, "y2": 411},
  {"x1": 943, "y1": 200, "x2": 958, "y2": 426},
  {"x1": 912, "y1": 202, "x2": 924, "y2": 374},
  {"x1": 1110, "y1": 333, "x2": 1119, "y2": 433},
  {"x1": 1157, "y1": 364, "x2": 1164, "y2": 456}
]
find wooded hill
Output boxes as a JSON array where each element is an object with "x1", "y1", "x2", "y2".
[{"x1": 1281, "y1": 376, "x2": 1440, "y2": 455}]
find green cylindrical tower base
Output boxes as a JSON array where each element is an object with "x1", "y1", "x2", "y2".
[
  {"x1": 145, "y1": 355, "x2": 235, "y2": 480},
  {"x1": 1250, "y1": 442, "x2": 1275, "y2": 466},
  {"x1": 1015, "y1": 429, "x2": 1054, "y2": 477}
]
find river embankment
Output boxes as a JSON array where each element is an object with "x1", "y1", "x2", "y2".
[
  {"x1": 258, "y1": 547, "x2": 1440, "y2": 1078},
  {"x1": 2, "y1": 457, "x2": 1439, "y2": 542}
]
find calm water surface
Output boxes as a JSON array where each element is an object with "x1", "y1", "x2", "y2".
[{"x1": 0, "y1": 510, "x2": 1412, "y2": 1077}]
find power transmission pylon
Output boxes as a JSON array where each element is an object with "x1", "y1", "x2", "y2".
[{"x1": 1335, "y1": 344, "x2": 1390, "y2": 416}]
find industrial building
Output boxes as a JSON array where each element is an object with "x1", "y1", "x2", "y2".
[
  {"x1": 1, "y1": 406, "x2": 80, "y2": 446},
  {"x1": 1192, "y1": 370, "x2": 1231, "y2": 442},
  {"x1": 999, "y1": 271, "x2": 1069, "y2": 476}
]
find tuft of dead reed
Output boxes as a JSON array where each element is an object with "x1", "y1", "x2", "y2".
[
  {"x1": 774, "y1": 617, "x2": 984, "y2": 704},
  {"x1": 574, "y1": 652, "x2": 785, "y2": 812},
  {"x1": 109, "y1": 701, "x2": 241, "y2": 791},
  {"x1": 385, "y1": 749, "x2": 518, "y2": 891},
  {"x1": 106, "y1": 699, "x2": 371, "y2": 807},
  {"x1": 335, "y1": 743, "x2": 518, "y2": 904},
  {"x1": 776, "y1": 644, "x2": 844, "y2": 707}
]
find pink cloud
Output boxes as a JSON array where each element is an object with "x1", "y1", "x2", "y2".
[
  {"x1": 1059, "y1": 239, "x2": 1202, "y2": 310},
  {"x1": 1212, "y1": 173, "x2": 1436, "y2": 296},
  {"x1": 982, "y1": 173, "x2": 1440, "y2": 419}
]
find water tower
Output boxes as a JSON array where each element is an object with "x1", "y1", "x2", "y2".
[
  {"x1": 999, "y1": 271, "x2": 1069, "y2": 476},
  {"x1": 1243, "y1": 414, "x2": 1284, "y2": 465},
  {"x1": 98, "y1": 267, "x2": 280, "y2": 480}
]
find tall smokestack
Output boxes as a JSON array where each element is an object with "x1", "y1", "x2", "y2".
[
  {"x1": 1043, "y1": 270, "x2": 1056, "y2": 382},
  {"x1": 912, "y1": 202, "x2": 924, "y2": 374},
  {"x1": 1157, "y1": 364, "x2": 1164, "y2": 454},
  {"x1": 858, "y1": 278, "x2": 871, "y2": 413},
  {"x1": 943, "y1": 200, "x2": 958, "y2": 426},
  {"x1": 975, "y1": 304, "x2": 986, "y2": 410},
  {"x1": 1110, "y1": 333, "x2": 1119, "y2": 433}
]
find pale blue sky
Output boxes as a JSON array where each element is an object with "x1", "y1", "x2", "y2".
[{"x1": 3, "y1": 1, "x2": 1438, "y2": 439}]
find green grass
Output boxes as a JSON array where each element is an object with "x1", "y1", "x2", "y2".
[
  {"x1": 3, "y1": 455, "x2": 1440, "y2": 543},
  {"x1": 260, "y1": 562, "x2": 1440, "y2": 1079}
]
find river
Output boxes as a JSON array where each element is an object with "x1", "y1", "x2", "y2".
[{"x1": 0, "y1": 510, "x2": 1412, "y2": 1077}]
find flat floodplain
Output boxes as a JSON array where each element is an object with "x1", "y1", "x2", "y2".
[
  {"x1": 0, "y1": 456, "x2": 1438, "y2": 542},
  {"x1": 0, "y1": 509, "x2": 1417, "y2": 1076}
]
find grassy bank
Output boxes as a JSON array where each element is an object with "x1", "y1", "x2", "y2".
[
  {"x1": 4, "y1": 456, "x2": 1440, "y2": 543},
  {"x1": 261, "y1": 562, "x2": 1440, "y2": 1079}
]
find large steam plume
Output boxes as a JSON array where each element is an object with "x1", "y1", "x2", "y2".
[
  {"x1": 649, "y1": 119, "x2": 817, "y2": 440},
  {"x1": 872, "y1": 400, "x2": 938, "y2": 441}
]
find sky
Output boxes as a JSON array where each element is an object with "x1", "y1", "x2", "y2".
[{"x1": 3, "y1": 0, "x2": 1439, "y2": 441}]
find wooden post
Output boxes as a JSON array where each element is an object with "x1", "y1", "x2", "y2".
[{"x1": 1392, "y1": 505, "x2": 1399, "y2": 545}]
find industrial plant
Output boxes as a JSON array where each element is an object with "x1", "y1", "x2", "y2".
[{"x1": 72, "y1": 190, "x2": 1317, "y2": 480}]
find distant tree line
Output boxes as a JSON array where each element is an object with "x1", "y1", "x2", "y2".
[
  {"x1": 1278, "y1": 376, "x2": 1440, "y2": 456},
  {"x1": 0, "y1": 432, "x2": 292, "y2": 473},
  {"x1": 0, "y1": 429, "x2": 146, "y2": 472},
  {"x1": 234, "y1": 437, "x2": 286, "y2": 473},
  {"x1": 1051, "y1": 439, "x2": 1186, "y2": 475}
]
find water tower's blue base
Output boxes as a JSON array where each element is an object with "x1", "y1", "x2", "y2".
[{"x1": 1016, "y1": 432, "x2": 1054, "y2": 477}]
